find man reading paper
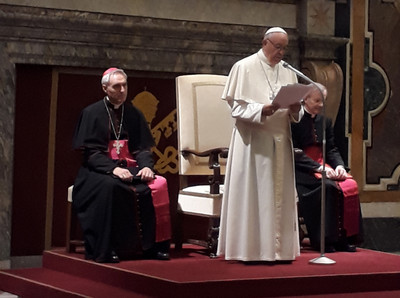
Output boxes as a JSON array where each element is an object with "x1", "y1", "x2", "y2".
[{"x1": 217, "y1": 27, "x2": 303, "y2": 262}]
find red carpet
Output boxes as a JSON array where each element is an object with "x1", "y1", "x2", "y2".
[{"x1": 1, "y1": 245, "x2": 400, "y2": 297}]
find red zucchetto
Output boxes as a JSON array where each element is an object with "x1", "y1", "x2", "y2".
[{"x1": 102, "y1": 67, "x2": 118, "y2": 77}]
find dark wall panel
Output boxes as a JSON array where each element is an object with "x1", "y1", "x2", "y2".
[{"x1": 11, "y1": 65, "x2": 52, "y2": 256}]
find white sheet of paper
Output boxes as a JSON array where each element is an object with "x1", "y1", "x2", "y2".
[{"x1": 273, "y1": 83, "x2": 313, "y2": 108}]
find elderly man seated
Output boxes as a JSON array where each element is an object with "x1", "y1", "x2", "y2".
[{"x1": 291, "y1": 83, "x2": 363, "y2": 253}]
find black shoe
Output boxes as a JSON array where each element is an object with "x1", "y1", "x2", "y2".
[
  {"x1": 109, "y1": 251, "x2": 121, "y2": 262},
  {"x1": 312, "y1": 244, "x2": 335, "y2": 253},
  {"x1": 143, "y1": 249, "x2": 170, "y2": 260},
  {"x1": 95, "y1": 251, "x2": 120, "y2": 263},
  {"x1": 155, "y1": 251, "x2": 170, "y2": 260},
  {"x1": 341, "y1": 244, "x2": 357, "y2": 252},
  {"x1": 325, "y1": 245, "x2": 336, "y2": 253},
  {"x1": 335, "y1": 243, "x2": 357, "y2": 252},
  {"x1": 346, "y1": 245, "x2": 357, "y2": 252}
]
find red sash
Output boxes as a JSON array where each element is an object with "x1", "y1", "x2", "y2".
[
  {"x1": 304, "y1": 145, "x2": 360, "y2": 236},
  {"x1": 108, "y1": 140, "x2": 171, "y2": 242},
  {"x1": 108, "y1": 140, "x2": 137, "y2": 167}
]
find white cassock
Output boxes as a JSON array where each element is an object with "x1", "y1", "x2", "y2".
[{"x1": 217, "y1": 49, "x2": 302, "y2": 261}]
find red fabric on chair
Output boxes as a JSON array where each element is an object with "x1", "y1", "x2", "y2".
[
  {"x1": 148, "y1": 176, "x2": 171, "y2": 242},
  {"x1": 339, "y1": 178, "x2": 360, "y2": 236}
]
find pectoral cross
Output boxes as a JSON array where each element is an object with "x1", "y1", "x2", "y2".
[{"x1": 113, "y1": 140, "x2": 123, "y2": 155}]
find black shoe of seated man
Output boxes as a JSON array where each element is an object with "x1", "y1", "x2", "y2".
[
  {"x1": 155, "y1": 251, "x2": 170, "y2": 260},
  {"x1": 312, "y1": 244, "x2": 336, "y2": 253},
  {"x1": 152, "y1": 240, "x2": 171, "y2": 260},
  {"x1": 336, "y1": 243, "x2": 357, "y2": 252},
  {"x1": 325, "y1": 245, "x2": 336, "y2": 253},
  {"x1": 346, "y1": 244, "x2": 357, "y2": 252},
  {"x1": 95, "y1": 251, "x2": 120, "y2": 263},
  {"x1": 143, "y1": 248, "x2": 170, "y2": 260}
]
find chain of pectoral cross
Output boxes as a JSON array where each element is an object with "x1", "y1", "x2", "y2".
[
  {"x1": 103, "y1": 98, "x2": 124, "y2": 154},
  {"x1": 259, "y1": 59, "x2": 279, "y2": 100}
]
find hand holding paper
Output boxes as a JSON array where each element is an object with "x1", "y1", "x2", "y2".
[{"x1": 273, "y1": 83, "x2": 314, "y2": 108}]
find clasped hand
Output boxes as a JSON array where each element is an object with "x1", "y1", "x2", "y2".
[
  {"x1": 113, "y1": 166, "x2": 155, "y2": 182},
  {"x1": 320, "y1": 165, "x2": 347, "y2": 180}
]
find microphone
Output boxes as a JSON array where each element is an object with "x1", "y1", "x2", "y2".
[
  {"x1": 283, "y1": 61, "x2": 332, "y2": 262},
  {"x1": 282, "y1": 62, "x2": 314, "y2": 84}
]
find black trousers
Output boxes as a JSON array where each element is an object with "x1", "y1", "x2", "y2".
[{"x1": 297, "y1": 179, "x2": 342, "y2": 248}]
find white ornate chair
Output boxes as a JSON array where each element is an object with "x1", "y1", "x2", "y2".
[{"x1": 175, "y1": 74, "x2": 233, "y2": 257}]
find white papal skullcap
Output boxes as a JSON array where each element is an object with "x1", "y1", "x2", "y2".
[{"x1": 265, "y1": 27, "x2": 287, "y2": 35}]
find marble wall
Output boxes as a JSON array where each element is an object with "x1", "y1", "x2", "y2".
[{"x1": 0, "y1": 1, "x2": 300, "y2": 265}]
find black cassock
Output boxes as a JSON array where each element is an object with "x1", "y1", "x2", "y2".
[
  {"x1": 291, "y1": 111, "x2": 362, "y2": 249},
  {"x1": 72, "y1": 98, "x2": 158, "y2": 261}
]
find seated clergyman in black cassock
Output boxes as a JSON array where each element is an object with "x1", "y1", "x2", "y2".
[
  {"x1": 291, "y1": 83, "x2": 363, "y2": 253},
  {"x1": 72, "y1": 68, "x2": 171, "y2": 263}
]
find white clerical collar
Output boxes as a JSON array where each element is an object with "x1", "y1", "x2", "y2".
[
  {"x1": 106, "y1": 96, "x2": 122, "y2": 109},
  {"x1": 304, "y1": 106, "x2": 317, "y2": 118},
  {"x1": 257, "y1": 49, "x2": 275, "y2": 68}
]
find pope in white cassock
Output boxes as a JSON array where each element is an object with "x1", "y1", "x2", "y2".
[{"x1": 217, "y1": 27, "x2": 303, "y2": 262}]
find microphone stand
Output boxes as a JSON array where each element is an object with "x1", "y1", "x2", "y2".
[{"x1": 283, "y1": 62, "x2": 336, "y2": 265}]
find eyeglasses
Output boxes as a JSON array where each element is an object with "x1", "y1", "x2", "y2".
[{"x1": 267, "y1": 39, "x2": 288, "y2": 52}]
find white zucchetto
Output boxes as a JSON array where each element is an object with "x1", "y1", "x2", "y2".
[{"x1": 265, "y1": 27, "x2": 287, "y2": 35}]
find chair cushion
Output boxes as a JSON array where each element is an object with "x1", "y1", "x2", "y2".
[{"x1": 178, "y1": 185, "x2": 223, "y2": 216}]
